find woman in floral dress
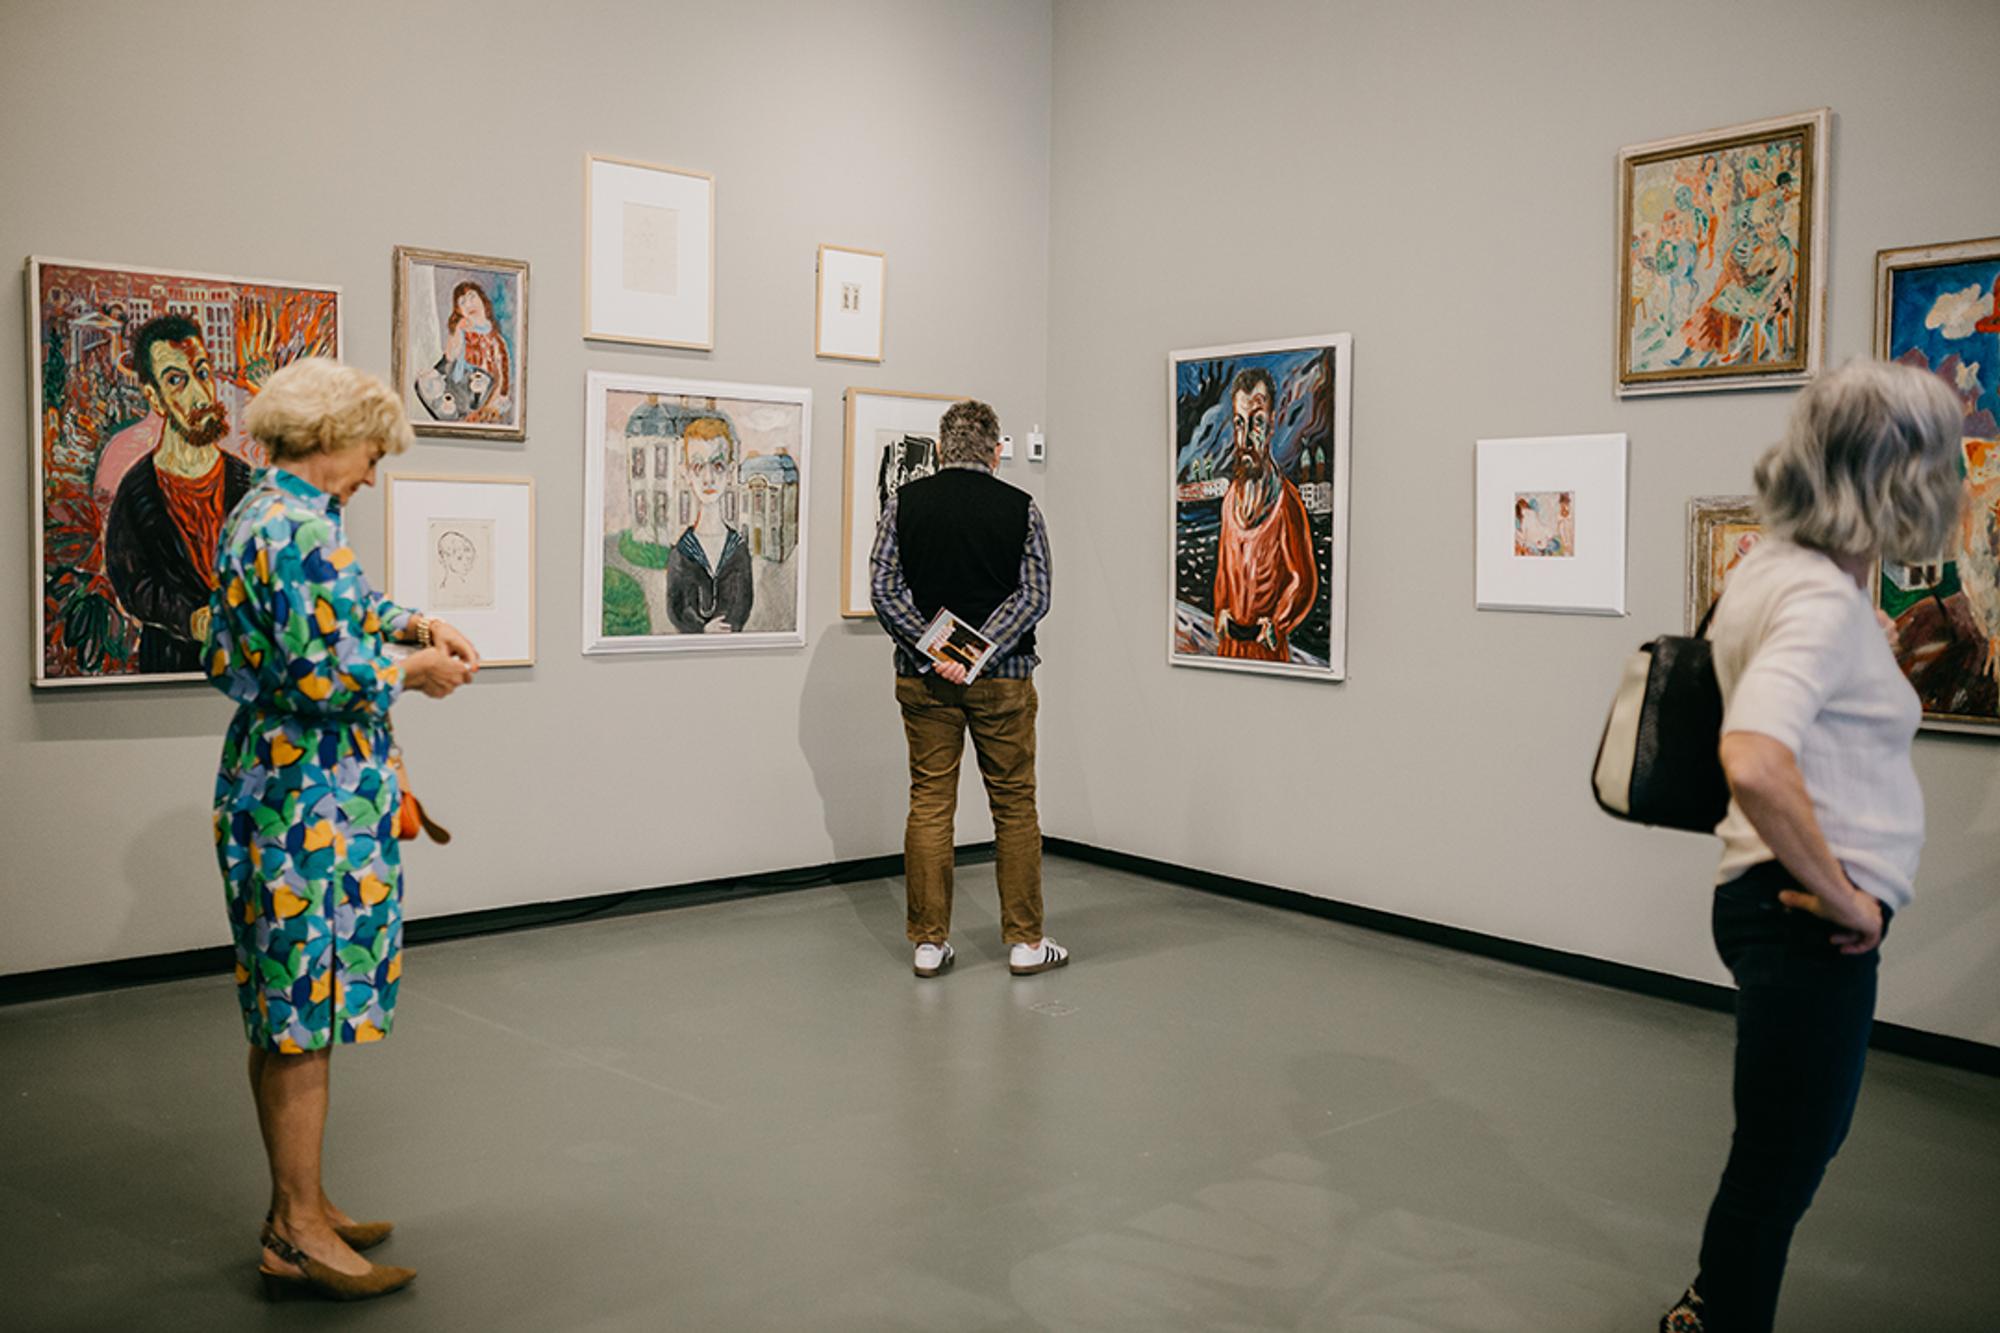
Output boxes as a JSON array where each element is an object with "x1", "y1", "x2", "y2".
[{"x1": 206, "y1": 358, "x2": 479, "y2": 1300}]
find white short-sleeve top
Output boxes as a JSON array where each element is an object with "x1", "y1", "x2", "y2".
[{"x1": 1709, "y1": 537, "x2": 1925, "y2": 908}]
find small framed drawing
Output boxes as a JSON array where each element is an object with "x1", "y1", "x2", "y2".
[
  {"x1": 842, "y1": 387, "x2": 961, "y2": 617},
  {"x1": 391, "y1": 246, "x2": 528, "y2": 441},
  {"x1": 1686, "y1": 494, "x2": 1762, "y2": 632},
  {"x1": 583, "y1": 371, "x2": 810, "y2": 654},
  {"x1": 1474, "y1": 434, "x2": 1627, "y2": 615},
  {"x1": 583, "y1": 154, "x2": 714, "y2": 350},
  {"x1": 1167, "y1": 334, "x2": 1353, "y2": 682},
  {"x1": 1616, "y1": 108, "x2": 1829, "y2": 396},
  {"x1": 383, "y1": 474, "x2": 536, "y2": 666},
  {"x1": 1874, "y1": 234, "x2": 2000, "y2": 733},
  {"x1": 816, "y1": 245, "x2": 886, "y2": 362}
]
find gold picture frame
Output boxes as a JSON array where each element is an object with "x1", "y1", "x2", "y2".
[
  {"x1": 391, "y1": 246, "x2": 529, "y2": 442},
  {"x1": 1685, "y1": 494, "x2": 1761, "y2": 632},
  {"x1": 1616, "y1": 108, "x2": 1829, "y2": 396}
]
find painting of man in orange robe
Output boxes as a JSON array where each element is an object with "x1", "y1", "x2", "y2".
[{"x1": 1213, "y1": 368, "x2": 1317, "y2": 661}]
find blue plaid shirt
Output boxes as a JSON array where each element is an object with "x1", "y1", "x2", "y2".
[{"x1": 870, "y1": 462, "x2": 1051, "y2": 679}]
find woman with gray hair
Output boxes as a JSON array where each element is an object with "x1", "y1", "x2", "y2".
[
  {"x1": 206, "y1": 358, "x2": 480, "y2": 1300},
  {"x1": 1661, "y1": 360, "x2": 1965, "y2": 1333}
]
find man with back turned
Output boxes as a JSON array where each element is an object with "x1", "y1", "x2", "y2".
[{"x1": 870, "y1": 400, "x2": 1066, "y2": 980}]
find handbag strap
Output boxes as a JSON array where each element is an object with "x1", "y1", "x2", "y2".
[{"x1": 1694, "y1": 589, "x2": 1724, "y2": 640}]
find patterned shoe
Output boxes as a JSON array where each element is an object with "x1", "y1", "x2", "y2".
[
  {"x1": 1009, "y1": 937, "x2": 1070, "y2": 976},
  {"x1": 1659, "y1": 1285, "x2": 1705, "y2": 1333},
  {"x1": 913, "y1": 941, "x2": 954, "y2": 978}
]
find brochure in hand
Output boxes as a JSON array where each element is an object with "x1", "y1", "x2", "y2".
[{"x1": 916, "y1": 608, "x2": 998, "y2": 681}]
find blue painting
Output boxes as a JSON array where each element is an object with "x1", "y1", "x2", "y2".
[
  {"x1": 1878, "y1": 241, "x2": 2000, "y2": 731},
  {"x1": 1170, "y1": 335, "x2": 1351, "y2": 681}
]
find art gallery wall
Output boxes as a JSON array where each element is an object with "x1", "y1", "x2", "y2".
[
  {"x1": 1036, "y1": 0, "x2": 2000, "y2": 1046},
  {"x1": 0, "y1": 0, "x2": 1054, "y2": 975}
]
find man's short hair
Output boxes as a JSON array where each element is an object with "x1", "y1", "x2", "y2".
[
  {"x1": 131, "y1": 314, "x2": 205, "y2": 391},
  {"x1": 939, "y1": 399, "x2": 1001, "y2": 466},
  {"x1": 1230, "y1": 367, "x2": 1276, "y2": 410}
]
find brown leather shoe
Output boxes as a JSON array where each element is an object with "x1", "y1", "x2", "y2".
[{"x1": 259, "y1": 1222, "x2": 415, "y2": 1302}]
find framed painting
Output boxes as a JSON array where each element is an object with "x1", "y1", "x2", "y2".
[
  {"x1": 1474, "y1": 434, "x2": 1628, "y2": 615},
  {"x1": 25, "y1": 256, "x2": 341, "y2": 687},
  {"x1": 841, "y1": 388, "x2": 961, "y2": 618},
  {"x1": 816, "y1": 244, "x2": 886, "y2": 362},
  {"x1": 392, "y1": 246, "x2": 528, "y2": 441},
  {"x1": 1617, "y1": 109, "x2": 1829, "y2": 396},
  {"x1": 1167, "y1": 334, "x2": 1352, "y2": 682},
  {"x1": 1686, "y1": 495, "x2": 1763, "y2": 632},
  {"x1": 384, "y1": 474, "x2": 536, "y2": 667},
  {"x1": 583, "y1": 155, "x2": 714, "y2": 350},
  {"x1": 1875, "y1": 235, "x2": 2000, "y2": 733},
  {"x1": 583, "y1": 371, "x2": 810, "y2": 654}
]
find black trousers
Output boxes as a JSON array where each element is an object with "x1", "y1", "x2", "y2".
[{"x1": 1694, "y1": 861, "x2": 1885, "y2": 1333}]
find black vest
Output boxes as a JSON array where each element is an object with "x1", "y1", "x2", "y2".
[{"x1": 895, "y1": 467, "x2": 1034, "y2": 658}]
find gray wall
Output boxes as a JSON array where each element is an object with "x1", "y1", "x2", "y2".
[
  {"x1": 0, "y1": 0, "x2": 1053, "y2": 974},
  {"x1": 1037, "y1": 0, "x2": 2000, "y2": 1044},
  {"x1": 6, "y1": 0, "x2": 1997, "y2": 1050}
]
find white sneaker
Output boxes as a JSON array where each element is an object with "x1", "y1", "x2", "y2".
[
  {"x1": 1009, "y1": 937, "x2": 1069, "y2": 976},
  {"x1": 913, "y1": 941, "x2": 955, "y2": 977}
]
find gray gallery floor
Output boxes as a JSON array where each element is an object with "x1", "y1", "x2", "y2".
[{"x1": 2, "y1": 857, "x2": 1996, "y2": 1332}]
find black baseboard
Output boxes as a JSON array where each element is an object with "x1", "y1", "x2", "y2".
[
  {"x1": 1045, "y1": 837, "x2": 2000, "y2": 1080},
  {"x1": 0, "y1": 844, "x2": 994, "y2": 1009}
]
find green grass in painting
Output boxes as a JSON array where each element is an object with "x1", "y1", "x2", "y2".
[
  {"x1": 1880, "y1": 563, "x2": 1960, "y2": 620},
  {"x1": 618, "y1": 529, "x2": 673, "y2": 570},
  {"x1": 602, "y1": 567, "x2": 652, "y2": 637}
]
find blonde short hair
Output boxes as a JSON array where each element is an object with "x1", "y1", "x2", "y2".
[
  {"x1": 1755, "y1": 359, "x2": 1965, "y2": 563},
  {"x1": 244, "y1": 358, "x2": 413, "y2": 463}
]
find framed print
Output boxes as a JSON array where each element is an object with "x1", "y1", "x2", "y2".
[
  {"x1": 1617, "y1": 108, "x2": 1829, "y2": 396},
  {"x1": 1475, "y1": 434, "x2": 1628, "y2": 615},
  {"x1": 392, "y1": 246, "x2": 528, "y2": 441},
  {"x1": 1875, "y1": 235, "x2": 2000, "y2": 733},
  {"x1": 384, "y1": 474, "x2": 535, "y2": 667},
  {"x1": 841, "y1": 388, "x2": 962, "y2": 618},
  {"x1": 26, "y1": 255, "x2": 341, "y2": 687},
  {"x1": 1686, "y1": 494, "x2": 1763, "y2": 632},
  {"x1": 583, "y1": 371, "x2": 810, "y2": 654},
  {"x1": 816, "y1": 244, "x2": 885, "y2": 362},
  {"x1": 1168, "y1": 334, "x2": 1352, "y2": 682},
  {"x1": 583, "y1": 155, "x2": 714, "y2": 350}
]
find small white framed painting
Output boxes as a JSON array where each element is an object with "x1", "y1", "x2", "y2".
[
  {"x1": 384, "y1": 474, "x2": 536, "y2": 666},
  {"x1": 841, "y1": 387, "x2": 962, "y2": 617},
  {"x1": 584, "y1": 154, "x2": 714, "y2": 350},
  {"x1": 1474, "y1": 434, "x2": 1627, "y2": 615},
  {"x1": 816, "y1": 244, "x2": 885, "y2": 362},
  {"x1": 583, "y1": 371, "x2": 810, "y2": 655}
]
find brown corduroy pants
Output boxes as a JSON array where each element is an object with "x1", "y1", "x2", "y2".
[{"x1": 895, "y1": 674, "x2": 1044, "y2": 946}]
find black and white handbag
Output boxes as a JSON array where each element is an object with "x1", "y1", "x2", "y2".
[{"x1": 1591, "y1": 602, "x2": 1731, "y2": 832}]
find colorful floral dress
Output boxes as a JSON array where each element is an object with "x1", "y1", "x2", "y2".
[{"x1": 205, "y1": 469, "x2": 417, "y2": 1052}]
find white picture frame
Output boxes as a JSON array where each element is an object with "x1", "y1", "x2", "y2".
[
  {"x1": 383, "y1": 474, "x2": 536, "y2": 666},
  {"x1": 841, "y1": 387, "x2": 963, "y2": 618},
  {"x1": 582, "y1": 371, "x2": 811, "y2": 655},
  {"x1": 583, "y1": 154, "x2": 714, "y2": 350},
  {"x1": 1474, "y1": 433, "x2": 1628, "y2": 615},
  {"x1": 815, "y1": 244, "x2": 886, "y2": 362},
  {"x1": 1167, "y1": 334, "x2": 1354, "y2": 683}
]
